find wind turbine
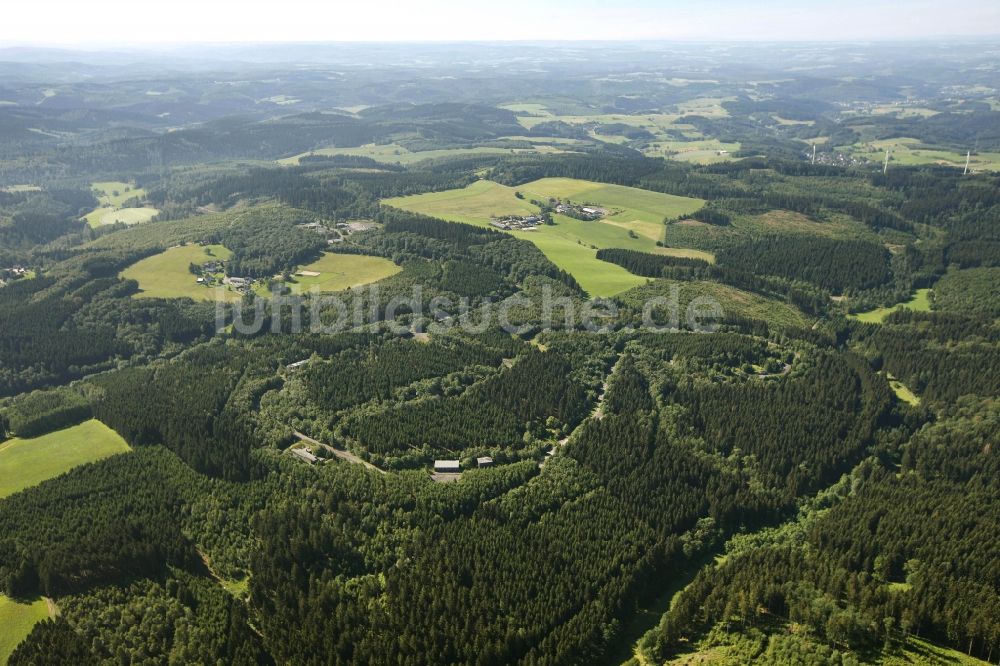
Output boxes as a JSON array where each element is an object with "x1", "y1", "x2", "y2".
[
  {"x1": 883, "y1": 148, "x2": 891, "y2": 175},
  {"x1": 963, "y1": 150, "x2": 971, "y2": 175}
]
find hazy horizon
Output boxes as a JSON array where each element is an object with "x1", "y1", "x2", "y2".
[{"x1": 4, "y1": 0, "x2": 999, "y2": 46}]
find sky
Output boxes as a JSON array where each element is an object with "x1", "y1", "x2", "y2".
[{"x1": 2, "y1": 0, "x2": 998, "y2": 45}]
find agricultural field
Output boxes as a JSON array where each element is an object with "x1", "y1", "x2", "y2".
[
  {"x1": 851, "y1": 288, "x2": 933, "y2": 323},
  {"x1": 0, "y1": 594, "x2": 51, "y2": 665},
  {"x1": 514, "y1": 111, "x2": 681, "y2": 132},
  {"x1": 383, "y1": 179, "x2": 538, "y2": 226},
  {"x1": 838, "y1": 138, "x2": 1000, "y2": 172},
  {"x1": 503, "y1": 102, "x2": 745, "y2": 164},
  {"x1": 90, "y1": 181, "x2": 146, "y2": 207},
  {"x1": 0, "y1": 419, "x2": 131, "y2": 499},
  {"x1": 83, "y1": 181, "x2": 159, "y2": 227},
  {"x1": 525, "y1": 177, "x2": 704, "y2": 236},
  {"x1": 120, "y1": 243, "x2": 241, "y2": 302},
  {"x1": 383, "y1": 178, "x2": 704, "y2": 296},
  {"x1": 644, "y1": 139, "x2": 741, "y2": 164},
  {"x1": 277, "y1": 142, "x2": 565, "y2": 167},
  {"x1": 278, "y1": 252, "x2": 401, "y2": 294}
]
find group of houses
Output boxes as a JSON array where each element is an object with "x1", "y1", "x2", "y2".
[
  {"x1": 490, "y1": 215, "x2": 543, "y2": 231},
  {"x1": 554, "y1": 202, "x2": 606, "y2": 221},
  {"x1": 221, "y1": 276, "x2": 254, "y2": 293}
]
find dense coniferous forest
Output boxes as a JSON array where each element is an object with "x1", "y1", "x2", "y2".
[{"x1": 1, "y1": 41, "x2": 999, "y2": 666}]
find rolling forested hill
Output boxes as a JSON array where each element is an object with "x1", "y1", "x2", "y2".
[{"x1": 0, "y1": 41, "x2": 999, "y2": 666}]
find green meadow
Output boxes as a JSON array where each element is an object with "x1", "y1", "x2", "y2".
[
  {"x1": 520, "y1": 178, "x2": 704, "y2": 242},
  {"x1": 0, "y1": 594, "x2": 51, "y2": 664},
  {"x1": 91, "y1": 181, "x2": 146, "y2": 207},
  {"x1": 505, "y1": 103, "x2": 737, "y2": 164},
  {"x1": 644, "y1": 138, "x2": 741, "y2": 164},
  {"x1": 383, "y1": 178, "x2": 704, "y2": 297},
  {"x1": 121, "y1": 243, "x2": 240, "y2": 302},
  {"x1": 887, "y1": 374, "x2": 921, "y2": 406},
  {"x1": 280, "y1": 253, "x2": 401, "y2": 294},
  {"x1": 84, "y1": 181, "x2": 159, "y2": 228},
  {"x1": 851, "y1": 288, "x2": 932, "y2": 324},
  {"x1": 277, "y1": 142, "x2": 565, "y2": 167},
  {"x1": 0, "y1": 419, "x2": 131, "y2": 499}
]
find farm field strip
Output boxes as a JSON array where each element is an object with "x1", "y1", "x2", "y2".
[{"x1": 0, "y1": 419, "x2": 132, "y2": 499}]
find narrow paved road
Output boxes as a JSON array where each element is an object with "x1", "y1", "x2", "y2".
[{"x1": 292, "y1": 431, "x2": 386, "y2": 474}]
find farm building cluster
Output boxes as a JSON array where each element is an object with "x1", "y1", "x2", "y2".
[
  {"x1": 298, "y1": 219, "x2": 376, "y2": 245},
  {"x1": 490, "y1": 214, "x2": 544, "y2": 231},
  {"x1": 554, "y1": 202, "x2": 608, "y2": 220}
]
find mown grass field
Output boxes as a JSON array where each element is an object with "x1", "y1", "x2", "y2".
[
  {"x1": 383, "y1": 178, "x2": 705, "y2": 296},
  {"x1": 84, "y1": 181, "x2": 158, "y2": 227},
  {"x1": 851, "y1": 288, "x2": 933, "y2": 323},
  {"x1": 121, "y1": 244, "x2": 240, "y2": 302},
  {"x1": 0, "y1": 419, "x2": 131, "y2": 499},
  {"x1": 644, "y1": 139, "x2": 741, "y2": 164},
  {"x1": 0, "y1": 594, "x2": 51, "y2": 665},
  {"x1": 91, "y1": 181, "x2": 145, "y2": 207},
  {"x1": 85, "y1": 206, "x2": 159, "y2": 227},
  {"x1": 277, "y1": 142, "x2": 565, "y2": 167},
  {"x1": 281, "y1": 253, "x2": 401, "y2": 293},
  {"x1": 520, "y1": 177, "x2": 705, "y2": 242}
]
